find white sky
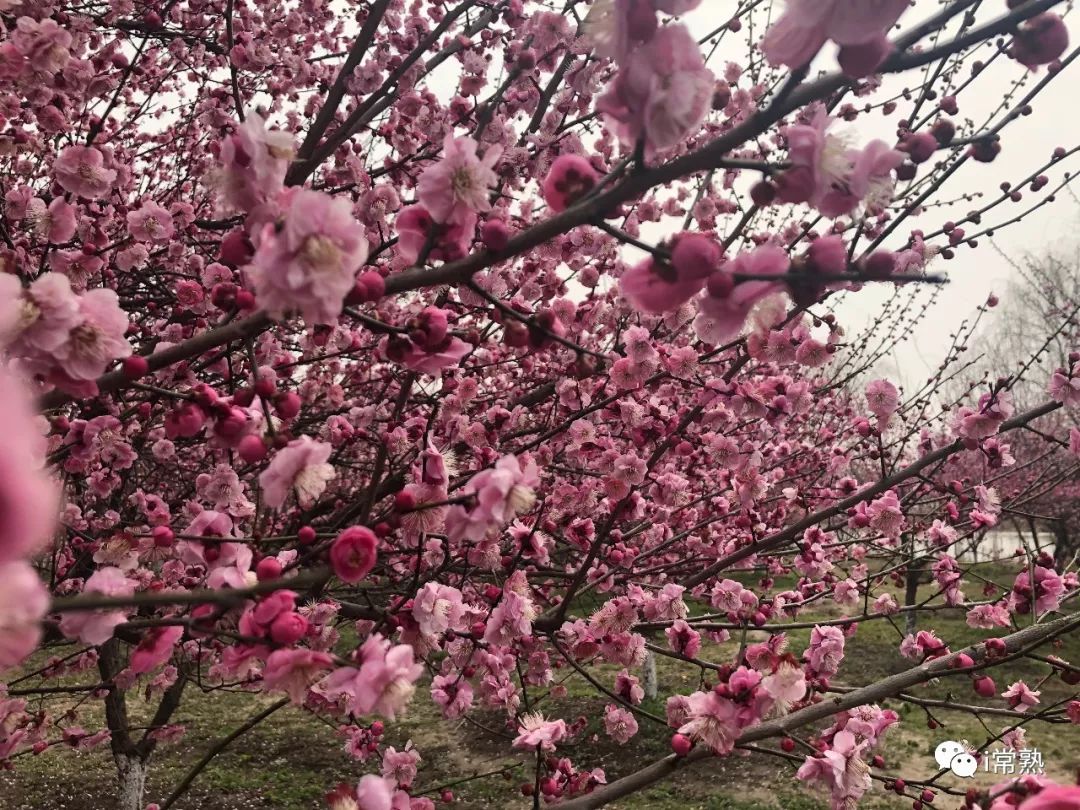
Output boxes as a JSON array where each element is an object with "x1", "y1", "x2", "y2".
[{"x1": 677, "y1": 2, "x2": 1080, "y2": 388}]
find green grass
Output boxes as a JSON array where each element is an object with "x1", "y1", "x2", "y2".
[{"x1": 3, "y1": 564, "x2": 1078, "y2": 809}]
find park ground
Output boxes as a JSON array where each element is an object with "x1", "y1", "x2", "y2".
[{"x1": 3, "y1": 564, "x2": 1079, "y2": 810}]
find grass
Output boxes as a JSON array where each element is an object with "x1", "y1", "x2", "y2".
[{"x1": 3, "y1": 564, "x2": 1078, "y2": 809}]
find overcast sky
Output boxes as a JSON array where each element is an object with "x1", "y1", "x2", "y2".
[{"x1": 678, "y1": 2, "x2": 1080, "y2": 389}]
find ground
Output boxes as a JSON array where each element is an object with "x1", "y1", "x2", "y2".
[{"x1": 3, "y1": 565, "x2": 1078, "y2": 810}]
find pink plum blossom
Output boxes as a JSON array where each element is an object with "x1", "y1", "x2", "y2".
[
  {"x1": 1049, "y1": 363, "x2": 1080, "y2": 405},
  {"x1": 615, "y1": 670, "x2": 645, "y2": 705},
  {"x1": 591, "y1": 596, "x2": 639, "y2": 634},
  {"x1": 0, "y1": 561, "x2": 49, "y2": 670},
  {"x1": 249, "y1": 190, "x2": 369, "y2": 326},
  {"x1": 0, "y1": 368, "x2": 58, "y2": 565},
  {"x1": 873, "y1": 593, "x2": 899, "y2": 615},
  {"x1": 967, "y1": 603, "x2": 1011, "y2": 629},
  {"x1": 795, "y1": 729, "x2": 872, "y2": 809},
  {"x1": 866, "y1": 489, "x2": 905, "y2": 537},
  {"x1": 585, "y1": 0, "x2": 702, "y2": 62},
  {"x1": 1010, "y1": 14, "x2": 1070, "y2": 70},
  {"x1": 584, "y1": 0, "x2": 655, "y2": 62},
  {"x1": 666, "y1": 620, "x2": 702, "y2": 659},
  {"x1": 381, "y1": 743, "x2": 421, "y2": 787},
  {"x1": 1010, "y1": 566, "x2": 1065, "y2": 615},
  {"x1": 865, "y1": 379, "x2": 899, "y2": 426},
  {"x1": 677, "y1": 690, "x2": 740, "y2": 754},
  {"x1": 513, "y1": 712, "x2": 568, "y2": 752},
  {"x1": 776, "y1": 109, "x2": 903, "y2": 216},
  {"x1": 542, "y1": 155, "x2": 600, "y2": 212},
  {"x1": 1020, "y1": 786, "x2": 1080, "y2": 810},
  {"x1": 47, "y1": 288, "x2": 133, "y2": 387},
  {"x1": 58, "y1": 567, "x2": 135, "y2": 645},
  {"x1": 53, "y1": 145, "x2": 116, "y2": 200},
  {"x1": 129, "y1": 626, "x2": 184, "y2": 675},
  {"x1": 762, "y1": 661, "x2": 807, "y2": 714},
  {"x1": 953, "y1": 390, "x2": 1014, "y2": 441},
  {"x1": 2, "y1": 272, "x2": 77, "y2": 355},
  {"x1": 394, "y1": 206, "x2": 475, "y2": 264},
  {"x1": 354, "y1": 774, "x2": 395, "y2": 810},
  {"x1": 431, "y1": 674, "x2": 473, "y2": 720},
  {"x1": 665, "y1": 695, "x2": 692, "y2": 729},
  {"x1": 695, "y1": 246, "x2": 789, "y2": 344},
  {"x1": 596, "y1": 24, "x2": 714, "y2": 152},
  {"x1": 329, "y1": 526, "x2": 379, "y2": 584},
  {"x1": 604, "y1": 704, "x2": 639, "y2": 744},
  {"x1": 621, "y1": 233, "x2": 720, "y2": 314},
  {"x1": 27, "y1": 197, "x2": 77, "y2": 244},
  {"x1": 761, "y1": 0, "x2": 910, "y2": 70},
  {"x1": 1002, "y1": 680, "x2": 1041, "y2": 713},
  {"x1": 321, "y1": 634, "x2": 423, "y2": 720},
  {"x1": 259, "y1": 437, "x2": 336, "y2": 509},
  {"x1": 411, "y1": 583, "x2": 466, "y2": 641},
  {"x1": 484, "y1": 570, "x2": 537, "y2": 646},
  {"x1": 444, "y1": 454, "x2": 539, "y2": 542},
  {"x1": 11, "y1": 17, "x2": 72, "y2": 73},
  {"x1": 127, "y1": 201, "x2": 175, "y2": 243},
  {"x1": 417, "y1": 134, "x2": 500, "y2": 225},
  {"x1": 385, "y1": 334, "x2": 472, "y2": 375},
  {"x1": 641, "y1": 583, "x2": 688, "y2": 622},
  {"x1": 212, "y1": 111, "x2": 294, "y2": 215},
  {"x1": 264, "y1": 649, "x2": 334, "y2": 704},
  {"x1": 806, "y1": 625, "x2": 846, "y2": 678}
]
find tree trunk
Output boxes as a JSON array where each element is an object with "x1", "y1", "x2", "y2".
[
  {"x1": 98, "y1": 639, "x2": 145, "y2": 810},
  {"x1": 1053, "y1": 521, "x2": 1071, "y2": 569},
  {"x1": 115, "y1": 754, "x2": 149, "y2": 810},
  {"x1": 642, "y1": 649, "x2": 658, "y2": 700},
  {"x1": 904, "y1": 568, "x2": 920, "y2": 636},
  {"x1": 96, "y1": 634, "x2": 187, "y2": 810},
  {"x1": 1027, "y1": 516, "x2": 1040, "y2": 556},
  {"x1": 903, "y1": 533, "x2": 922, "y2": 636}
]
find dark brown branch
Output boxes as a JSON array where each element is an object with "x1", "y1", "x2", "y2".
[
  {"x1": 558, "y1": 610, "x2": 1080, "y2": 809},
  {"x1": 158, "y1": 697, "x2": 290, "y2": 809}
]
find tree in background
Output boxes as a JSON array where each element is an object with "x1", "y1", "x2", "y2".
[
  {"x1": 949, "y1": 247, "x2": 1080, "y2": 566},
  {"x1": 2, "y1": 2, "x2": 1080, "y2": 810}
]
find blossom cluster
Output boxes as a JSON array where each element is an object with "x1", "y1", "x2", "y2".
[{"x1": 0, "y1": 1, "x2": 1078, "y2": 809}]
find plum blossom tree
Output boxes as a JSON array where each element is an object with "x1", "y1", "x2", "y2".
[{"x1": 3, "y1": 1, "x2": 1080, "y2": 809}]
